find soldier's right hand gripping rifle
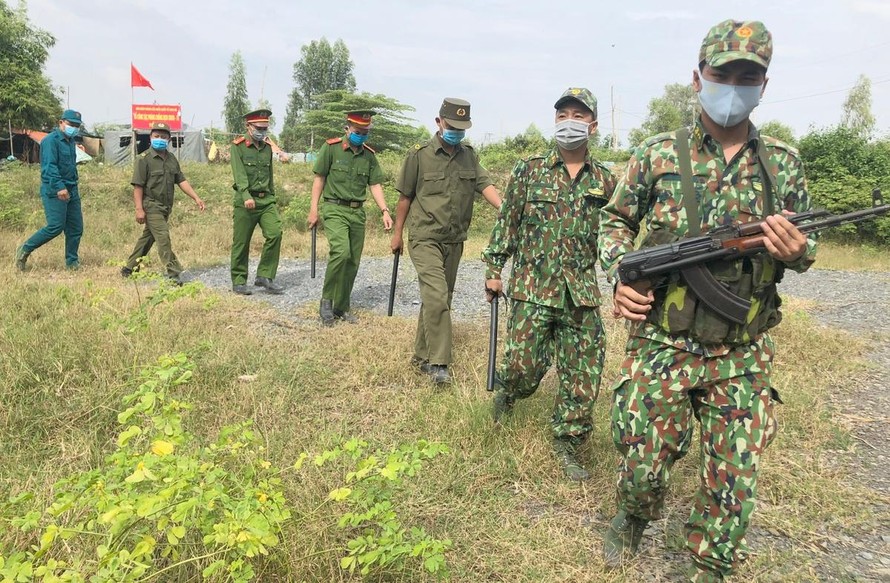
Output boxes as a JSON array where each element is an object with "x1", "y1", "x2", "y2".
[{"x1": 617, "y1": 189, "x2": 889, "y2": 324}]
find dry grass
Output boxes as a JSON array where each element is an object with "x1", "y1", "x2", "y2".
[{"x1": 0, "y1": 164, "x2": 887, "y2": 581}]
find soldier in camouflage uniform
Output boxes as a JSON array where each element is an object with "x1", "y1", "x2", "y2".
[
  {"x1": 481, "y1": 88, "x2": 614, "y2": 481},
  {"x1": 597, "y1": 21, "x2": 816, "y2": 581}
]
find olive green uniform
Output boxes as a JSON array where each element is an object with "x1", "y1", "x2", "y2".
[
  {"x1": 230, "y1": 135, "x2": 282, "y2": 285},
  {"x1": 125, "y1": 148, "x2": 187, "y2": 276},
  {"x1": 313, "y1": 137, "x2": 385, "y2": 313},
  {"x1": 396, "y1": 135, "x2": 493, "y2": 365}
]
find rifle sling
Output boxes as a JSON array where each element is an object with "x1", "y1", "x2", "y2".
[{"x1": 676, "y1": 128, "x2": 700, "y2": 236}]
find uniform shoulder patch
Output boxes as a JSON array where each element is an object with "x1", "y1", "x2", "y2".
[
  {"x1": 642, "y1": 130, "x2": 675, "y2": 149},
  {"x1": 232, "y1": 136, "x2": 245, "y2": 145},
  {"x1": 363, "y1": 144, "x2": 376, "y2": 153},
  {"x1": 326, "y1": 137, "x2": 342, "y2": 145}
]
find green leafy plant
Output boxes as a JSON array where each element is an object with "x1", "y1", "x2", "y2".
[
  {"x1": 0, "y1": 354, "x2": 290, "y2": 583},
  {"x1": 314, "y1": 437, "x2": 452, "y2": 577}
]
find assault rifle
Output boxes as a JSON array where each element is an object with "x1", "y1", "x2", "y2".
[{"x1": 617, "y1": 189, "x2": 889, "y2": 324}]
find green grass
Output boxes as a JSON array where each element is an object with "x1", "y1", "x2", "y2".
[{"x1": 0, "y1": 163, "x2": 887, "y2": 581}]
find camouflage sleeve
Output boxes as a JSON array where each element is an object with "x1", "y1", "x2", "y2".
[
  {"x1": 480, "y1": 160, "x2": 527, "y2": 279},
  {"x1": 597, "y1": 145, "x2": 653, "y2": 281},
  {"x1": 778, "y1": 148, "x2": 817, "y2": 273}
]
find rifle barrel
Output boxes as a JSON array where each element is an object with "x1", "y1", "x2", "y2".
[{"x1": 387, "y1": 251, "x2": 400, "y2": 317}]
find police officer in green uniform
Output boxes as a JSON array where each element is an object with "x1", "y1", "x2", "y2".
[
  {"x1": 308, "y1": 110, "x2": 392, "y2": 325},
  {"x1": 391, "y1": 98, "x2": 502, "y2": 385},
  {"x1": 121, "y1": 122, "x2": 205, "y2": 283},
  {"x1": 230, "y1": 109, "x2": 287, "y2": 295}
]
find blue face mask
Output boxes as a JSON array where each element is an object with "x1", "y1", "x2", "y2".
[
  {"x1": 441, "y1": 128, "x2": 465, "y2": 145},
  {"x1": 151, "y1": 138, "x2": 168, "y2": 150},
  {"x1": 348, "y1": 132, "x2": 368, "y2": 146},
  {"x1": 63, "y1": 124, "x2": 79, "y2": 138}
]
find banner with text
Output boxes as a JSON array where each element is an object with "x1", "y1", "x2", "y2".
[{"x1": 132, "y1": 104, "x2": 182, "y2": 131}]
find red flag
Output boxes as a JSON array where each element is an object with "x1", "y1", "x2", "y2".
[{"x1": 131, "y1": 64, "x2": 154, "y2": 90}]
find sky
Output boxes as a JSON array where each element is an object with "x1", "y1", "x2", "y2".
[{"x1": 22, "y1": 0, "x2": 890, "y2": 147}]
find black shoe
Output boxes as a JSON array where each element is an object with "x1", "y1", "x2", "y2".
[
  {"x1": 333, "y1": 309, "x2": 358, "y2": 324},
  {"x1": 427, "y1": 364, "x2": 452, "y2": 385},
  {"x1": 120, "y1": 266, "x2": 133, "y2": 278},
  {"x1": 319, "y1": 299, "x2": 335, "y2": 326},
  {"x1": 255, "y1": 276, "x2": 284, "y2": 295},
  {"x1": 233, "y1": 284, "x2": 253, "y2": 295}
]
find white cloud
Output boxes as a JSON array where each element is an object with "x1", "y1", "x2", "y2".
[
  {"x1": 853, "y1": 1, "x2": 890, "y2": 19},
  {"x1": 626, "y1": 10, "x2": 698, "y2": 21}
]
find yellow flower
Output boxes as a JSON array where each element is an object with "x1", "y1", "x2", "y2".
[
  {"x1": 259, "y1": 460, "x2": 271, "y2": 469},
  {"x1": 256, "y1": 492, "x2": 268, "y2": 503},
  {"x1": 151, "y1": 440, "x2": 175, "y2": 457}
]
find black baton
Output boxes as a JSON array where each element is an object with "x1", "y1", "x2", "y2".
[
  {"x1": 387, "y1": 251, "x2": 400, "y2": 316},
  {"x1": 486, "y1": 294, "x2": 499, "y2": 392},
  {"x1": 310, "y1": 225, "x2": 317, "y2": 279}
]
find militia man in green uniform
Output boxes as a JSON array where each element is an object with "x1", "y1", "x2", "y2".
[
  {"x1": 482, "y1": 88, "x2": 614, "y2": 481},
  {"x1": 391, "y1": 98, "x2": 502, "y2": 385},
  {"x1": 121, "y1": 122, "x2": 206, "y2": 283},
  {"x1": 598, "y1": 21, "x2": 816, "y2": 582},
  {"x1": 309, "y1": 110, "x2": 392, "y2": 326},
  {"x1": 230, "y1": 109, "x2": 288, "y2": 295},
  {"x1": 16, "y1": 109, "x2": 84, "y2": 271}
]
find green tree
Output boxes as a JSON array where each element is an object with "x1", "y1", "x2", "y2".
[
  {"x1": 758, "y1": 120, "x2": 796, "y2": 146},
  {"x1": 841, "y1": 74, "x2": 876, "y2": 140},
  {"x1": 222, "y1": 51, "x2": 249, "y2": 134},
  {"x1": 291, "y1": 90, "x2": 425, "y2": 154},
  {"x1": 0, "y1": 0, "x2": 62, "y2": 130},
  {"x1": 281, "y1": 38, "x2": 356, "y2": 150},
  {"x1": 627, "y1": 83, "x2": 696, "y2": 147}
]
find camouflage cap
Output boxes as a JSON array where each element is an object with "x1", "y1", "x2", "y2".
[
  {"x1": 150, "y1": 121, "x2": 172, "y2": 134},
  {"x1": 699, "y1": 20, "x2": 772, "y2": 70},
  {"x1": 439, "y1": 97, "x2": 472, "y2": 130},
  {"x1": 554, "y1": 88, "x2": 597, "y2": 118}
]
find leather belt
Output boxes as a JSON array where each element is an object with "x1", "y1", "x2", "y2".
[
  {"x1": 324, "y1": 198, "x2": 363, "y2": 208},
  {"x1": 251, "y1": 191, "x2": 267, "y2": 198}
]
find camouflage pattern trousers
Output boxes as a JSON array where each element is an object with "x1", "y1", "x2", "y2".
[
  {"x1": 498, "y1": 298, "x2": 605, "y2": 439},
  {"x1": 611, "y1": 334, "x2": 780, "y2": 577}
]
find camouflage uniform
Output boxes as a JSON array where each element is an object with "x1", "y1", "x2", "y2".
[
  {"x1": 598, "y1": 114, "x2": 816, "y2": 576},
  {"x1": 482, "y1": 146, "x2": 614, "y2": 438}
]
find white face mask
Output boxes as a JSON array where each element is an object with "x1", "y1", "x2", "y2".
[
  {"x1": 698, "y1": 77, "x2": 762, "y2": 128},
  {"x1": 554, "y1": 119, "x2": 591, "y2": 150}
]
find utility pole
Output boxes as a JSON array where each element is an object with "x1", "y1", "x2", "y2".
[{"x1": 610, "y1": 86, "x2": 619, "y2": 151}]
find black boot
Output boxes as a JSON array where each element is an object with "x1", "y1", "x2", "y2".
[
  {"x1": 602, "y1": 510, "x2": 649, "y2": 568},
  {"x1": 319, "y1": 299, "x2": 335, "y2": 326}
]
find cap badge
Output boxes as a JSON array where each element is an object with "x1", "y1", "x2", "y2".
[
  {"x1": 570, "y1": 88, "x2": 581, "y2": 95},
  {"x1": 736, "y1": 26, "x2": 753, "y2": 38},
  {"x1": 456, "y1": 108, "x2": 466, "y2": 116}
]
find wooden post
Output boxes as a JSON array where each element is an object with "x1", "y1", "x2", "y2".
[{"x1": 7, "y1": 118, "x2": 13, "y2": 158}]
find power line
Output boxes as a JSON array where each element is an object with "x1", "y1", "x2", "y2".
[{"x1": 763, "y1": 76, "x2": 890, "y2": 105}]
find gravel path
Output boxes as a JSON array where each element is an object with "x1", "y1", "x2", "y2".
[{"x1": 190, "y1": 259, "x2": 890, "y2": 580}]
